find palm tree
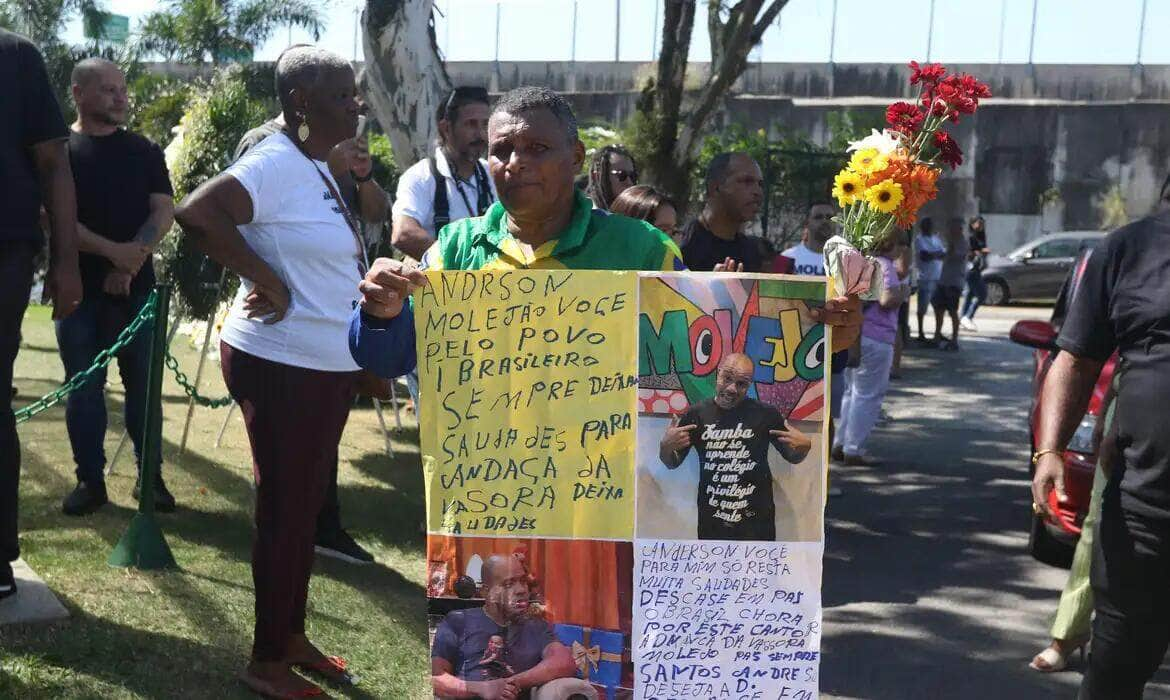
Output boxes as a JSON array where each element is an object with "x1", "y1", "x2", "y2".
[{"x1": 138, "y1": 0, "x2": 325, "y2": 64}]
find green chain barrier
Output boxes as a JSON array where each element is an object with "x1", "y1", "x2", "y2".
[
  {"x1": 14, "y1": 290, "x2": 158, "y2": 424},
  {"x1": 164, "y1": 348, "x2": 233, "y2": 408}
]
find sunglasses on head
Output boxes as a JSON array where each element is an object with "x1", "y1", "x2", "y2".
[{"x1": 443, "y1": 86, "x2": 489, "y2": 121}]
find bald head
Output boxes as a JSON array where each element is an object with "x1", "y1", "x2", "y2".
[
  {"x1": 481, "y1": 554, "x2": 515, "y2": 590},
  {"x1": 714, "y1": 353, "x2": 755, "y2": 409},
  {"x1": 71, "y1": 58, "x2": 128, "y2": 128}
]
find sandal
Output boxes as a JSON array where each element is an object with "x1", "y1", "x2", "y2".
[
  {"x1": 1029, "y1": 640, "x2": 1085, "y2": 673},
  {"x1": 239, "y1": 670, "x2": 326, "y2": 699},
  {"x1": 293, "y1": 656, "x2": 358, "y2": 686}
]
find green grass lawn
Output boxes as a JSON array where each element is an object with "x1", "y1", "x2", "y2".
[{"x1": 0, "y1": 304, "x2": 430, "y2": 699}]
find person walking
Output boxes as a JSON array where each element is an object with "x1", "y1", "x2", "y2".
[
  {"x1": 57, "y1": 58, "x2": 176, "y2": 516},
  {"x1": 175, "y1": 47, "x2": 368, "y2": 698},
  {"x1": 960, "y1": 215, "x2": 990, "y2": 331},
  {"x1": 913, "y1": 217, "x2": 945, "y2": 343},
  {"x1": 0, "y1": 27, "x2": 83, "y2": 601},
  {"x1": 931, "y1": 217, "x2": 969, "y2": 350}
]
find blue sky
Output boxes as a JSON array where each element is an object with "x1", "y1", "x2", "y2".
[{"x1": 63, "y1": 0, "x2": 1168, "y2": 65}]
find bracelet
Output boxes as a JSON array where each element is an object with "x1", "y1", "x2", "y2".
[
  {"x1": 351, "y1": 169, "x2": 373, "y2": 183},
  {"x1": 1032, "y1": 448, "x2": 1063, "y2": 466}
]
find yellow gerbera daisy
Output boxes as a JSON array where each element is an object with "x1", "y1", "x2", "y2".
[
  {"x1": 832, "y1": 170, "x2": 865, "y2": 206},
  {"x1": 849, "y1": 148, "x2": 889, "y2": 175},
  {"x1": 865, "y1": 179, "x2": 904, "y2": 214}
]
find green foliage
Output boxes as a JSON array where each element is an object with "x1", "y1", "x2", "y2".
[
  {"x1": 138, "y1": 0, "x2": 325, "y2": 64},
  {"x1": 127, "y1": 72, "x2": 192, "y2": 147},
  {"x1": 365, "y1": 129, "x2": 402, "y2": 260},
  {"x1": 825, "y1": 108, "x2": 886, "y2": 152},
  {"x1": 1097, "y1": 185, "x2": 1129, "y2": 230},
  {"x1": 164, "y1": 66, "x2": 268, "y2": 319}
]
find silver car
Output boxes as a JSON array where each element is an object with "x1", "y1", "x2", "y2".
[{"x1": 982, "y1": 231, "x2": 1106, "y2": 305}]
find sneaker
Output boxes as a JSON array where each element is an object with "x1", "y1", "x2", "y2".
[
  {"x1": 844, "y1": 453, "x2": 883, "y2": 467},
  {"x1": 0, "y1": 561, "x2": 16, "y2": 601},
  {"x1": 315, "y1": 530, "x2": 375, "y2": 565},
  {"x1": 133, "y1": 475, "x2": 177, "y2": 513},
  {"x1": 827, "y1": 486, "x2": 844, "y2": 498},
  {"x1": 830, "y1": 446, "x2": 845, "y2": 463},
  {"x1": 960, "y1": 316, "x2": 977, "y2": 332},
  {"x1": 62, "y1": 481, "x2": 108, "y2": 516}
]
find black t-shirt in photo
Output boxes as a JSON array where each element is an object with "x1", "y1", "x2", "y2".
[
  {"x1": 0, "y1": 29, "x2": 69, "y2": 243},
  {"x1": 1057, "y1": 210, "x2": 1170, "y2": 529},
  {"x1": 680, "y1": 219, "x2": 763, "y2": 273},
  {"x1": 69, "y1": 129, "x2": 173, "y2": 297},
  {"x1": 431, "y1": 608, "x2": 554, "y2": 700},
  {"x1": 676, "y1": 398, "x2": 806, "y2": 541}
]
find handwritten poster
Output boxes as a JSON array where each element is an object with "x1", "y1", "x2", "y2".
[
  {"x1": 415, "y1": 270, "x2": 638, "y2": 540},
  {"x1": 416, "y1": 271, "x2": 828, "y2": 700}
]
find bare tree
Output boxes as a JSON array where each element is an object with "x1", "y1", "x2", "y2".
[
  {"x1": 361, "y1": 0, "x2": 450, "y2": 168},
  {"x1": 638, "y1": 0, "x2": 788, "y2": 209}
]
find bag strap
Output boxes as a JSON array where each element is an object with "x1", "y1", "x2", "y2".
[
  {"x1": 287, "y1": 132, "x2": 367, "y2": 272},
  {"x1": 429, "y1": 156, "x2": 451, "y2": 231}
]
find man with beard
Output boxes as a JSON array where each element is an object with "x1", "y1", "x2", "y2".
[
  {"x1": 392, "y1": 86, "x2": 497, "y2": 260},
  {"x1": 679, "y1": 152, "x2": 767, "y2": 273},
  {"x1": 431, "y1": 554, "x2": 588, "y2": 700},
  {"x1": 58, "y1": 58, "x2": 176, "y2": 515},
  {"x1": 659, "y1": 353, "x2": 812, "y2": 541}
]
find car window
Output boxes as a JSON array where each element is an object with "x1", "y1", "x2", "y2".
[{"x1": 1033, "y1": 239, "x2": 1081, "y2": 259}]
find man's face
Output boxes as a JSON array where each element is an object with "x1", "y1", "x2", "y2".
[
  {"x1": 806, "y1": 204, "x2": 837, "y2": 246},
  {"x1": 712, "y1": 155, "x2": 764, "y2": 225},
  {"x1": 74, "y1": 65, "x2": 129, "y2": 126},
  {"x1": 485, "y1": 558, "x2": 530, "y2": 621},
  {"x1": 714, "y1": 358, "x2": 754, "y2": 410},
  {"x1": 443, "y1": 102, "x2": 490, "y2": 163},
  {"x1": 488, "y1": 108, "x2": 584, "y2": 220}
]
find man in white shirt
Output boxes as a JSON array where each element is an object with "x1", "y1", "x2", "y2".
[
  {"x1": 391, "y1": 86, "x2": 497, "y2": 259},
  {"x1": 912, "y1": 217, "x2": 946, "y2": 342},
  {"x1": 782, "y1": 202, "x2": 836, "y2": 276}
]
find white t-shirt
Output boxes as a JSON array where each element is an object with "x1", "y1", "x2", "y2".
[
  {"x1": 782, "y1": 243, "x2": 826, "y2": 276},
  {"x1": 220, "y1": 132, "x2": 362, "y2": 372},
  {"x1": 914, "y1": 233, "x2": 946, "y2": 283},
  {"x1": 392, "y1": 148, "x2": 497, "y2": 235}
]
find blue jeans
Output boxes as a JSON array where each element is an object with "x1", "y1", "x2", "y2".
[
  {"x1": 962, "y1": 268, "x2": 987, "y2": 319},
  {"x1": 54, "y1": 291, "x2": 160, "y2": 485}
]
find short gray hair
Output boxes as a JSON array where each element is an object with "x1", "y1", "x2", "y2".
[
  {"x1": 71, "y1": 57, "x2": 120, "y2": 89},
  {"x1": 491, "y1": 86, "x2": 578, "y2": 143},
  {"x1": 274, "y1": 46, "x2": 351, "y2": 110}
]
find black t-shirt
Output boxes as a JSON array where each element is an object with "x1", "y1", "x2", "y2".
[
  {"x1": 0, "y1": 29, "x2": 69, "y2": 243},
  {"x1": 431, "y1": 608, "x2": 554, "y2": 700},
  {"x1": 676, "y1": 398, "x2": 805, "y2": 541},
  {"x1": 1057, "y1": 211, "x2": 1170, "y2": 525},
  {"x1": 69, "y1": 129, "x2": 173, "y2": 297},
  {"x1": 680, "y1": 219, "x2": 763, "y2": 273}
]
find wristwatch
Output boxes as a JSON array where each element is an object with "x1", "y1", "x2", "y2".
[{"x1": 1032, "y1": 448, "x2": 1062, "y2": 466}]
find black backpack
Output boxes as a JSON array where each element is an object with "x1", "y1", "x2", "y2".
[{"x1": 429, "y1": 157, "x2": 494, "y2": 230}]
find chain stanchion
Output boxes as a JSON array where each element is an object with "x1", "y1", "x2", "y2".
[
  {"x1": 110, "y1": 285, "x2": 177, "y2": 570},
  {"x1": 14, "y1": 290, "x2": 158, "y2": 424},
  {"x1": 165, "y1": 350, "x2": 232, "y2": 408}
]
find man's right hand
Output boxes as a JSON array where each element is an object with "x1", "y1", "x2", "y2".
[
  {"x1": 475, "y1": 678, "x2": 518, "y2": 700},
  {"x1": 106, "y1": 241, "x2": 151, "y2": 274},
  {"x1": 358, "y1": 257, "x2": 427, "y2": 319},
  {"x1": 661, "y1": 414, "x2": 697, "y2": 454},
  {"x1": 46, "y1": 260, "x2": 83, "y2": 320},
  {"x1": 1031, "y1": 452, "x2": 1067, "y2": 519}
]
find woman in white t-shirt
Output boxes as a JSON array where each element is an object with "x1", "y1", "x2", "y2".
[{"x1": 175, "y1": 47, "x2": 364, "y2": 698}]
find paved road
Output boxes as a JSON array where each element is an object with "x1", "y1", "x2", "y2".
[{"x1": 819, "y1": 305, "x2": 1170, "y2": 700}]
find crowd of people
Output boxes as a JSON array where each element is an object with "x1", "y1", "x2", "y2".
[{"x1": 3, "y1": 25, "x2": 1168, "y2": 700}]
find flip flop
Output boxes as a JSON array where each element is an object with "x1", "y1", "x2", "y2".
[
  {"x1": 293, "y1": 656, "x2": 358, "y2": 686},
  {"x1": 239, "y1": 671, "x2": 326, "y2": 699}
]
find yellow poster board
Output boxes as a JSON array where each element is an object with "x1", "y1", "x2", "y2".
[{"x1": 414, "y1": 270, "x2": 638, "y2": 540}]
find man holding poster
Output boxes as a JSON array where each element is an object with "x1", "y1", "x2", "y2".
[{"x1": 659, "y1": 353, "x2": 812, "y2": 541}]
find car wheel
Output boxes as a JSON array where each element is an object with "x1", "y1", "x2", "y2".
[
  {"x1": 1028, "y1": 512, "x2": 1074, "y2": 568},
  {"x1": 985, "y1": 278, "x2": 1009, "y2": 306}
]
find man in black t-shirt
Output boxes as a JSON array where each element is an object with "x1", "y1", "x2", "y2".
[
  {"x1": 659, "y1": 353, "x2": 812, "y2": 541},
  {"x1": 1033, "y1": 209, "x2": 1170, "y2": 699},
  {"x1": 680, "y1": 152, "x2": 766, "y2": 273},
  {"x1": 57, "y1": 58, "x2": 176, "y2": 516},
  {"x1": 0, "y1": 28, "x2": 83, "y2": 601}
]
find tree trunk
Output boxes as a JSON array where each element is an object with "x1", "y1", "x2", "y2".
[{"x1": 362, "y1": 0, "x2": 451, "y2": 167}]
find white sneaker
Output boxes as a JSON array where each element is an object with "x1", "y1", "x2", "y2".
[{"x1": 960, "y1": 317, "x2": 977, "y2": 332}]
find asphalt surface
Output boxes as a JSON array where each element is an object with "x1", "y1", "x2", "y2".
[{"x1": 819, "y1": 305, "x2": 1170, "y2": 700}]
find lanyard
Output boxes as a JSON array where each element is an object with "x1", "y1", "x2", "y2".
[{"x1": 288, "y1": 132, "x2": 369, "y2": 273}]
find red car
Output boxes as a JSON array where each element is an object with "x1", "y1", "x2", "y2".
[{"x1": 1010, "y1": 248, "x2": 1117, "y2": 567}]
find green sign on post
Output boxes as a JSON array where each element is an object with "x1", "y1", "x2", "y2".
[{"x1": 83, "y1": 12, "x2": 130, "y2": 45}]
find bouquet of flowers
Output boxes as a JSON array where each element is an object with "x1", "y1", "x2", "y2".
[{"x1": 824, "y1": 61, "x2": 991, "y2": 299}]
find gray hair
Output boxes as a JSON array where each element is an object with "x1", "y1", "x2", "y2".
[
  {"x1": 71, "y1": 57, "x2": 120, "y2": 89},
  {"x1": 491, "y1": 86, "x2": 578, "y2": 143},
  {"x1": 274, "y1": 46, "x2": 352, "y2": 111}
]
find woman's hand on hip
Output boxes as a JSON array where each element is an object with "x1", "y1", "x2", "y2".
[{"x1": 244, "y1": 281, "x2": 291, "y2": 324}]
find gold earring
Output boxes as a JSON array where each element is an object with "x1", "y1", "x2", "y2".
[{"x1": 297, "y1": 115, "x2": 310, "y2": 142}]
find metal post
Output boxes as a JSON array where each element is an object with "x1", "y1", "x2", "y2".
[
  {"x1": 214, "y1": 401, "x2": 236, "y2": 449},
  {"x1": 179, "y1": 271, "x2": 226, "y2": 455},
  {"x1": 109, "y1": 285, "x2": 177, "y2": 570},
  {"x1": 1027, "y1": 0, "x2": 1039, "y2": 67},
  {"x1": 828, "y1": 0, "x2": 838, "y2": 96},
  {"x1": 1136, "y1": 0, "x2": 1148, "y2": 65},
  {"x1": 996, "y1": 0, "x2": 1007, "y2": 63},
  {"x1": 651, "y1": 0, "x2": 658, "y2": 58},
  {"x1": 615, "y1": 0, "x2": 621, "y2": 62},
  {"x1": 925, "y1": 0, "x2": 936, "y2": 62}
]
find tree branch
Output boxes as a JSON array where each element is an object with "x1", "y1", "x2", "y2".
[{"x1": 751, "y1": 0, "x2": 787, "y2": 43}]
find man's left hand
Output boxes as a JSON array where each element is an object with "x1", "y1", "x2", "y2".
[
  {"x1": 335, "y1": 135, "x2": 373, "y2": 181},
  {"x1": 102, "y1": 270, "x2": 132, "y2": 297},
  {"x1": 810, "y1": 294, "x2": 862, "y2": 353},
  {"x1": 771, "y1": 421, "x2": 812, "y2": 456}
]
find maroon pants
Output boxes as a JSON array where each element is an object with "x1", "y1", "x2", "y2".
[{"x1": 220, "y1": 342, "x2": 357, "y2": 662}]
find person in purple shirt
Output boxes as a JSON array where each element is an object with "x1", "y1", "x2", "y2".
[{"x1": 831, "y1": 237, "x2": 911, "y2": 466}]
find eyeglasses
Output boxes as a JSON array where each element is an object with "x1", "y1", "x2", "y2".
[
  {"x1": 443, "y1": 86, "x2": 490, "y2": 121},
  {"x1": 610, "y1": 169, "x2": 636, "y2": 184}
]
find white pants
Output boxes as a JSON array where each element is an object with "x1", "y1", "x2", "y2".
[{"x1": 834, "y1": 336, "x2": 894, "y2": 455}]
